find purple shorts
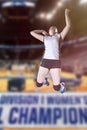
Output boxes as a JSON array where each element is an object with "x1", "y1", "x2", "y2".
[{"x1": 40, "y1": 59, "x2": 61, "y2": 69}]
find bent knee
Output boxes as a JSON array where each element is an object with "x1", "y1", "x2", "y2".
[
  {"x1": 53, "y1": 84, "x2": 61, "y2": 91},
  {"x1": 36, "y1": 81, "x2": 43, "y2": 87}
]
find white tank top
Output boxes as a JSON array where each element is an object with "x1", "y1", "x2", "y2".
[{"x1": 43, "y1": 34, "x2": 60, "y2": 60}]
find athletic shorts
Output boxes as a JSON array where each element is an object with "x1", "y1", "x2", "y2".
[{"x1": 40, "y1": 59, "x2": 61, "y2": 69}]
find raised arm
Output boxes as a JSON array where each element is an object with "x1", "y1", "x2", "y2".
[
  {"x1": 60, "y1": 9, "x2": 71, "y2": 40},
  {"x1": 30, "y1": 30, "x2": 48, "y2": 42}
]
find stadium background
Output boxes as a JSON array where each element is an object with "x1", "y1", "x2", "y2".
[{"x1": 0, "y1": 0, "x2": 87, "y2": 129}]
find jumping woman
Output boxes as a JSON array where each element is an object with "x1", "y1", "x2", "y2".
[{"x1": 30, "y1": 8, "x2": 71, "y2": 93}]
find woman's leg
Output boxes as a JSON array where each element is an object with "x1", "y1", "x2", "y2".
[
  {"x1": 50, "y1": 68, "x2": 61, "y2": 85},
  {"x1": 36, "y1": 66, "x2": 49, "y2": 88},
  {"x1": 50, "y1": 68, "x2": 65, "y2": 93},
  {"x1": 50, "y1": 68, "x2": 62, "y2": 91}
]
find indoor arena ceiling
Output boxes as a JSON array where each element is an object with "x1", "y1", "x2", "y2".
[{"x1": 0, "y1": 0, "x2": 87, "y2": 44}]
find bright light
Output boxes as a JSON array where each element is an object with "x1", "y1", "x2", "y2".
[
  {"x1": 2, "y1": 2, "x2": 11, "y2": 7},
  {"x1": 37, "y1": 1, "x2": 64, "y2": 21},
  {"x1": 46, "y1": 13, "x2": 53, "y2": 20},
  {"x1": 25, "y1": 2, "x2": 35, "y2": 7},
  {"x1": 39, "y1": 13, "x2": 46, "y2": 19},
  {"x1": 57, "y1": 1, "x2": 63, "y2": 7},
  {"x1": 52, "y1": 8, "x2": 57, "y2": 15},
  {"x1": 2, "y1": 1, "x2": 35, "y2": 7},
  {"x1": 80, "y1": 0, "x2": 87, "y2": 4}
]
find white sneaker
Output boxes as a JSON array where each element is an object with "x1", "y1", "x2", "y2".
[{"x1": 59, "y1": 82, "x2": 66, "y2": 93}]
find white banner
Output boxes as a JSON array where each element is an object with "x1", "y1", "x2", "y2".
[{"x1": 0, "y1": 92, "x2": 87, "y2": 128}]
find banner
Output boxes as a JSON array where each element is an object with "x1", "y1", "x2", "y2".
[{"x1": 0, "y1": 93, "x2": 87, "y2": 128}]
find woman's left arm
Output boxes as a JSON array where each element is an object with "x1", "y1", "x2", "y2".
[{"x1": 60, "y1": 8, "x2": 71, "y2": 40}]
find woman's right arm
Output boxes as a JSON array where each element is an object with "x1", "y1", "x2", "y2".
[{"x1": 30, "y1": 30, "x2": 47, "y2": 42}]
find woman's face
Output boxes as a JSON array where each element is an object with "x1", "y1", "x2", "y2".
[{"x1": 49, "y1": 26, "x2": 58, "y2": 36}]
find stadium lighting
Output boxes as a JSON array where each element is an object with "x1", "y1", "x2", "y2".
[
  {"x1": 2, "y1": 1, "x2": 35, "y2": 7},
  {"x1": 52, "y1": 8, "x2": 57, "y2": 15},
  {"x1": 25, "y1": 2, "x2": 36, "y2": 7},
  {"x1": 37, "y1": 0, "x2": 64, "y2": 21},
  {"x1": 2, "y1": 2, "x2": 11, "y2": 7},
  {"x1": 45, "y1": 2, "x2": 63, "y2": 21},
  {"x1": 57, "y1": 1, "x2": 63, "y2": 8},
  {"x1": 46, "y1": 13, "x2": 53, "y2": 20},
  {"x1": 39, "y1": 13, "x2": 46, "y2": 19},
  {"x1": 38, "y1": 12, "x2": 53, "y2": 20},
  {"x1": 80, "y1": 0, "x2": 87, "y2": 4}
]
